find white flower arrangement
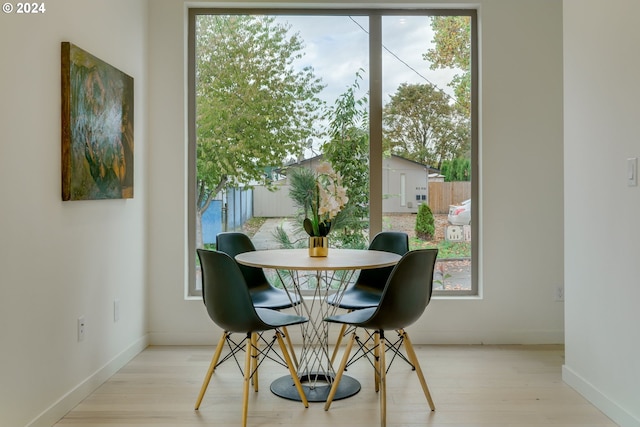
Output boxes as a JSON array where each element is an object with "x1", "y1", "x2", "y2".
[{"x1": 303, "y1": 162, "x2": 349, "y2": 237}]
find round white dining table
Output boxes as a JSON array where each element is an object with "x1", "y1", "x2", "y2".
[
  {"x1": 235, "y1": 248, "x2": 400, "y2": 271},
  {"x1": 235, "y1": 248, "x2": 401, "y2": 402}
]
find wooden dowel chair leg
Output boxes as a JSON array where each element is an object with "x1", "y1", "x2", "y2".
[
  {"x1": 251, "y1": 333, "x2": 259, "y2": 392},
  {"x1": 194, "y1": 331, "x2": 228, "y2": 410},
  {"x1": 242, "y1": 334, "x2": 252, "y2": 427},
  {"x1": 324, "y1": 331, "x2": 355, "y2": 411},
  {"x1": 330, "y1": 323, "x2": 347, "y2": 366},
  {"x1": 374, "y1": 331, "x2": 381, "y2": 392},
  {"x1": 276, "y1": 331, "x2": 309, "y2": 408},
  {"x1": 282, "y1": 326, "x2": 298, "y2": 368},
  {"x1": 402, "y1": 331, "x2": 435, "y2": 411},
  {"x1": 379, "y1": 331, "x2": 387, "y2": 427}
]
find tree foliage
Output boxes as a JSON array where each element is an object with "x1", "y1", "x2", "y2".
[
  {"x1": 195, "y1": 15, "x2": 325, "y2": 245},
  {"x1": 440, "y1": 157, "x2": 471, "y2": 182},
  {"x1": 321, "y1": 72, "x2": 369, "y2": 248},
  {"x1": 424, "y1": 16, "x2": 472, "y2": 116},
  {"x1": 383, "y1": 83, "x2": 469, "y2": 168},
  {"x1": 271, "y1": 74, "x2": 369, "y2": 250},
  {"x1": 415, "y1": 203, "x2": 435, "y2": 241}
]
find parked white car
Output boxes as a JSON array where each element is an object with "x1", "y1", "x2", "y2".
[{"x1": 448, "y1": 199, "x2": 471, "y2": 225}]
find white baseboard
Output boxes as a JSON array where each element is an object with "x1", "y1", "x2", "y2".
[
  {"x1": 563, "y1": 364, "x2": 640, "y2": 427},
  {"x1": 149, "y1": 331, "x2": 222, "y2": 346},
  {"x1": 26, "y1": 335, "x2": 149, "y2": 427},
  {"x1": 410, "y1": 329, "x2": 565, "y2": 344}
]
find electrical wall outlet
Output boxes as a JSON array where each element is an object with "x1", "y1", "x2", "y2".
[
  {"x1": 628, "y1": 157, "x2": 638, "y2": 187},
  {"x1": 555, "y1": 285, "x2": 564, "y2": 302},
  {"x1": 77, "y1": 316, "x2": 86, "y2": 341}
]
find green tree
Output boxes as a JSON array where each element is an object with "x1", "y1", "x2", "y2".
[
  {"x1": 441, "y1": 157, "x2": 471, "y2": 182},
  {"x1": 415, "y1": 203, "x2": 435, "y2": 240},
  {"x1": 322, "y1": 73, "x2": 370, "y2": 248},
  {"x1": 424, "y1": 16, "x2": 472, "y2": 116},
  {"x1": 195, "y1": 15, "x2": 325, "y2": 246},
  {"x1": 383, "y1": 83, "x2": 468, "y2": 168}
]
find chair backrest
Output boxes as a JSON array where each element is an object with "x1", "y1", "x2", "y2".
[
  {"x1": 363, "y1": 249, "x2": 438, "y2": 331},
  {"x1": 368, "y1": 231, "x2": 409, "y2": 254},
  {"x1": 216, "y1": 232, "x2": 270, "y2": 291},
  {"x1": 196, "y1": 249, "x2": 266, "y2": 333},
  {"x1": 355, "y1": 232, "x2": 409, "y2": 291}
]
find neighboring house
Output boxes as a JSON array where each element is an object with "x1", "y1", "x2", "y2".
[
  {"x1": 253, "y1": 154, "x2": 435, "y2": 216},
  {"x1": 382, "y1": 155, "x2": 433, "y2": 213}
]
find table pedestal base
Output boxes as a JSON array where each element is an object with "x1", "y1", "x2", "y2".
[{"x1": 270, "y1": 373, "x2": 360, "y2": 402}]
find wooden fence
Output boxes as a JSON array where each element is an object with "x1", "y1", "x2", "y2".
[{"x1": 428, "y1": 181, "x2": 471, "y2": 214}]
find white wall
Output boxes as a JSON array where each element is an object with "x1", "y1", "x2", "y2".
[
  {"x1": 563, "y1": 1, "x2": 640, "y2": 426},
  {"x1": 0, "y1": 1, "x2": 148, "y2": 426},
  {"x1": 147, "y1": 0, "x2": 565, "y2": 346}
]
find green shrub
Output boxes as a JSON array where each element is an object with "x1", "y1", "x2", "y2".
[{"x1": 415, "y1": 203, "x2": 435, "y2": 240}]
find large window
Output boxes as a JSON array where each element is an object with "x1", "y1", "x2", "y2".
[{"x1": 188, "y1": 9, "x2": 477, "y2": 297}]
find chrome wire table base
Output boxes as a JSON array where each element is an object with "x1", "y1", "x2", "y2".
[{"x1": 272, "y1": 269, "x2": 360, "y2": 402}]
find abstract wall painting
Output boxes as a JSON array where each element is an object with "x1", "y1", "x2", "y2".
[{"x1": 61, "y1": 42, "x2": 134, "y2": 201}]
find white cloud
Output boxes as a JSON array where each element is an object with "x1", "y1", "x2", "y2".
[{"x1": 277, "y1": 14, "x2": 460, "y2": 107}]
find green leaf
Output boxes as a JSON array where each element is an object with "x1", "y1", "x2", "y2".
[
  {"x1": 318, "y1": 221, "x2": 330, "y2": 237},
  {"x1": 303, "y1": 218, "x2": 314, "y2": 236}
]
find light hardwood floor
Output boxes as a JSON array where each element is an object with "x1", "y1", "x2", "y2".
[{"x1": 54, "y1": 344, "x2": 617, "y2": 427}]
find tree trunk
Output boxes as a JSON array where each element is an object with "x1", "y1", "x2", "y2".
[{"x1": 195, "y1": 209, "x2": 204, "y2": 249}]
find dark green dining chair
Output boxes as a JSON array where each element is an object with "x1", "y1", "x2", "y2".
[
  {"x1": 215, "y1": 232, "x2": 301, "y2": 366},
  {"x1": 327, "y1": 232, "x2": 409, "y2": 365},
  {"x1": 216, "y1": 232, "x2": 301, "y2": 310},
  {"x1": 194, "y1": 249, "x2": 308, "y2": 427},
  {"x1": 324, "y1": 249, "x2": 439, "y2": 427},
  {"x1": 327, "y1": 231, "x2": 409, "y2": 310}
]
